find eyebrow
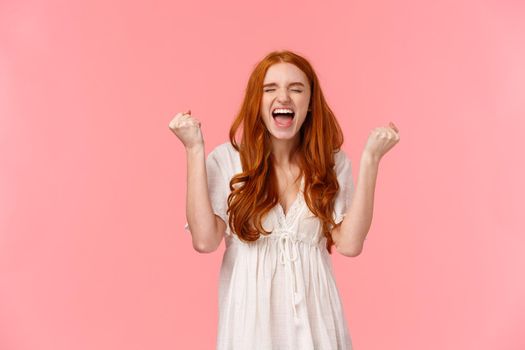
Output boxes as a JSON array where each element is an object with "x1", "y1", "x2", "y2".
[{"x1": 262, "y1": 82, "x2": 306, "y2": 88}]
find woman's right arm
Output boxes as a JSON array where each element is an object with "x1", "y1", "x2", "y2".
[
  {"x1": 169, "y1": 110, "x2": 225, "y2": 253},
  {"x1": 185, "y1": 144, "x2": 226, "y2": 253}
]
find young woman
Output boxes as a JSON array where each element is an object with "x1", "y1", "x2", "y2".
[{"x1": 169, "y1": 50, "x2": 400, "y2": 349}]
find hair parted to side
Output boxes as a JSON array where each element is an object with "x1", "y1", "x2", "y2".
[{"x1": 226, "y1": 50, "x2": 345, "y2": 253}]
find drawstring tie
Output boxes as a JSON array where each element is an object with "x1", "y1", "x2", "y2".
[{"x1": 277, "y1": 230, "x2": 301, "y2": 319}]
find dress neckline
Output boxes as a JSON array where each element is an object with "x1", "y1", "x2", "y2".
[
  {"x1": 276, "y1": 176, "x2": 305, "y2": 224},
  {"x1": 278, "y1": 191, "x2": 301, "y2": 218}
]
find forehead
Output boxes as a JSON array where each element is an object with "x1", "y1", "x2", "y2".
[{"x1": 263, "y1": 62, "x2": 309, "y2": 84}]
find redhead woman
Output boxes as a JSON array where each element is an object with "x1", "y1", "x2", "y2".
[{"x1": 169, "y1": 50, "x2": 400, "y2": 350}]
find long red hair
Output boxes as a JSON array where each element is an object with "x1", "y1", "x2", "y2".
[{"x1": 227, "y1": 50, "x2": 345, "y2": 253}]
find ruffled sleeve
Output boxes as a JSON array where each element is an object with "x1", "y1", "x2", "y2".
[
  {"x1": 332, "y1": 149, "x2": 355, "y2": 226},
  {"x1": 184, "y1": 144, "x2": 232, "y2": 236}
]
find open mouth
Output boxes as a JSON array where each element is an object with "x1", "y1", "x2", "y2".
[{"x1": 272, "y1": 108, "x2": 295, "y2": 127}]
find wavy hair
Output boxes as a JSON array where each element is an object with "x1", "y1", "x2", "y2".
[{"x1": 226, "y1": 50, "x2": 344, "y2": 253}]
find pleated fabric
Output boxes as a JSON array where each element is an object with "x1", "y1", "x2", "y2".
[{"x1": 185, "y1": 142, "x2": 355, "y2": 350}]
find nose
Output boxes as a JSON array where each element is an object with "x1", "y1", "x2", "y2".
[{"x1": 276, "y1": 88, "x2": 291, "y2": 102}]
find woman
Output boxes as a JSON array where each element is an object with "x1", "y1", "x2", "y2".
[{"x1": 169, "y1": 50, "x2": 399, "y2": 349}]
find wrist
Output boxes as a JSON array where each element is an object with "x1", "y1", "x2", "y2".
[
  {"x1": 185, "y1": 143, "x2": 205, "y2": 155},
  {"x1": 361, "y1": 151, "x2": 380, "y2": 166}
]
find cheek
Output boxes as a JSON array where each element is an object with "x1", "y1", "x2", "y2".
[
  {"x1": 260, "y1": 97, "x2": 271, "y2": 113},
  {"x1": 260, "y1": 106, "x2": 272, "y2": 127},
  {"x1": 303, "y1": 94, "x2": 311, "y2": 105},
  {"x1": 297, "y1": 115, "x2": 308, "y2": 126},
  {"x1": 296, "y1": 95, "x2": 310, "y2": 107}
]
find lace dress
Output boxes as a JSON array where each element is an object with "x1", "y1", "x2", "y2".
[{"x1": 185, "y1": 142, "x2": 356, "y2": 350}]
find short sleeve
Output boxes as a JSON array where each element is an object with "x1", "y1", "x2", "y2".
[
  {"x1": 184, "y1": 145, "x2": 231, "y2": 235},
  {"x1": 332, "y1": 149, "x2": 355, "y2": 226}
]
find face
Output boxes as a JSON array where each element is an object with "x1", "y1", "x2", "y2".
[{"x1": 260, "y1": 62, "x2": 311, "y2": 142}]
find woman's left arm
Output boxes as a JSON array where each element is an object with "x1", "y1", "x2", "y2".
[
  {"x1": 332, "y1": 152, "x2": 379, "y2": 256},
  {"x1": 332, "y1": 122, "x2": 400, "y2": 257}
]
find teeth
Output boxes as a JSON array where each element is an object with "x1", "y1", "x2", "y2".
[{"x1": 273, "y1": 108, "x2": 294, "y2": 114}]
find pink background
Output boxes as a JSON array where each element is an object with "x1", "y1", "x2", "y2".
[{"x1": 1, "y1": 0, "x2": 524, "y2": 349}]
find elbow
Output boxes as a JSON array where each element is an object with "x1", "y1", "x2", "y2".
[
  {"x1": 337, "y1": 243, "x2": 363, "y2": 257},
  {"x1": 192, "y1": 240, "x2": 219, "y2": 253},
  {"x1": 192, "y1": 233, "x2": 222, "y2": 253},
  {"x1": 187, "y1": 221, "x2": 222, "y2": 253}
]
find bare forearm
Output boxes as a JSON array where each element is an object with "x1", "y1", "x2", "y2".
[
  {"x1": 185, "y1": 145, "x2": 221, "y2": 252},
  {"x1": 338, "y1": 152, "x2": 379, "y2": 254}
]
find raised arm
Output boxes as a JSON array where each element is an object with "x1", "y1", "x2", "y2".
[
  {"x1": 332, "y1": 122, "x2": 400, "y2": 257},
  {"x1": 169, "y1": 110, "x2": 225, "y2": 253}
]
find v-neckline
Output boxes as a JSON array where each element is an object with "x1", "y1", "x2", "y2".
[
  {"x1": 277, "y1": 176, "x2": 305, "y2": 221},
  {"x1": 278, "y1": 191, "x2": 301, "y2": 218}
]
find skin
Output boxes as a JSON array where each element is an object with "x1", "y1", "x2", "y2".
[
  {"x1": 259, "y1": 62, "x2": 312, "y2": 213},
  {"x1": 260, "y1": 62, "x2": 311, "y2": 166},
  {"x1": 331, "y1": 124, "x2": 400, "y2": 257},
  {"x1": 169, "y1": 111, "x2": 222, "y2": 253},
  {"x1": 169, "y1": 63, "x2": 400, "y2": 255}
]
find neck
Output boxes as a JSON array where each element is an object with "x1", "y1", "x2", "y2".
[{"x1": 270, "y1": 134, "x2": 300, "y2": 167}]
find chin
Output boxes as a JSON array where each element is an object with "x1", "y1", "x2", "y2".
[{"x1": 269, "y1": 130, "x2": 299, "y2": 140}]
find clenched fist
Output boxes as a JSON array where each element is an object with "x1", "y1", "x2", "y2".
[
  {"x1": 363, "y1": 122, "x2": 400, "y2": 162},
  {"x1": 168, "y1": 109, "x2": 204, "y2": 150}
]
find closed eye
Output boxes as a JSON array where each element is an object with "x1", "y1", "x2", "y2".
[{"x1": 263, "y1": 89, "x2": 303, "y2": 93}]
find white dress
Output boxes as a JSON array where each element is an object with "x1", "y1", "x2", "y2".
[{"x1": 185, "y1": 142, "x2": 356, "y2": 350}]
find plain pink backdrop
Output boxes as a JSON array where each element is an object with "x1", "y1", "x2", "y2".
[{"x1": 1, "y1": 0, "x2": 524, "y2": 349}]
